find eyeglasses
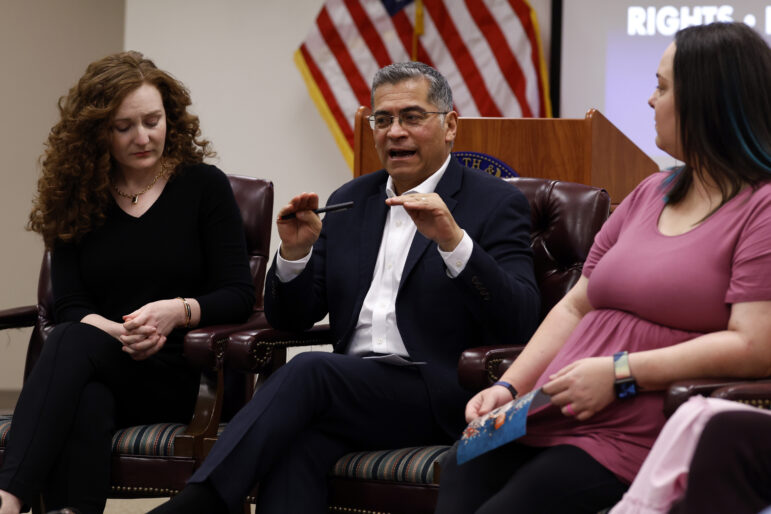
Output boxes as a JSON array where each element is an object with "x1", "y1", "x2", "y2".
[{"x1": 368, "y1": 111, "x2": 448, "y2": 131}]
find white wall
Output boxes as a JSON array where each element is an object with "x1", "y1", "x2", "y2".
[{"x1": 0, "y1": 0, "x2": 124, "y2": 391}]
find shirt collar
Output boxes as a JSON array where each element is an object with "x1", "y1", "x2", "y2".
[{"x1": 386, "y1": 154, "x2": 452, "y2": 199}]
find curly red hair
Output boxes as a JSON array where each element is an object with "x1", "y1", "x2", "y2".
[{"x1": 28, "y1": 51, "x2": 214, "y2": 247}]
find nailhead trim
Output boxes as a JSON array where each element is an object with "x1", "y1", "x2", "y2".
[
  {"x1": 328, "y1": 506, "x2": 390, "y2": 514},
  {"x1": 110, "y1": 485, "x2": 178, "y2": 495}
]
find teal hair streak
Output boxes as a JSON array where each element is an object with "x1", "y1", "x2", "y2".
[
  {"x1": 660, "y1": 166, "x2": 683, "y2": 203},
  {"x1": 724, "y1": 76, "x2": 771, "y2": 173}
]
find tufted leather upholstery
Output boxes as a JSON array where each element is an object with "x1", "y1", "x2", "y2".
[
  {"x1": 229, "y1": 175, "x2": 273, "y2": 311},
  {"x1": 0, "y1": 174, "x2": 273, "y2": 506},
  {"x1": 505, "y1": 177, "x2": 609, "y2": 322}
]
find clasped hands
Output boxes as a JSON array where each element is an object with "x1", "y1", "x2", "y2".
[
  {"x1": 119, "y1": 299, "x2": 185, "y2": 360},
  {"x1": 465, "y1": 356, "x2": 616, "y2": 423},
  {"x1": 277, "y1": 192, "x2": 463, "y2": 260}
]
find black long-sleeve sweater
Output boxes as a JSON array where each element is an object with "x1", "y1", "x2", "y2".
[{"x1": 51, "y1": 163, "x2": 256, "y2": 352}]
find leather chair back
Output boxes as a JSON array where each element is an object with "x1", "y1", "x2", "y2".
[
  {"x1": 24, "y1": 252, "x2": 54, "y2": 381},
  {"x1": 505, "y1": 177, "x2": 610, "y2": 319},
  {"x1": 228, "y1": 175, "x2": 274, "y2": 310}
]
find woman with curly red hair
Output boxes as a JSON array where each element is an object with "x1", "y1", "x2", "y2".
[{"x1": 0, "y1": 51, "x2": 255, "y2": 514}]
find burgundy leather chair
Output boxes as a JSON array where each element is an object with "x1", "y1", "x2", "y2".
[
  {"x1": 224, "y1": 176, "x2": 612, "y2": 513},
  {"x1": 0, "y1": 174, "x2": 272, "y2": 510}
]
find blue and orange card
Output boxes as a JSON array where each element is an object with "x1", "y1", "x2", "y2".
[{"x1": 457, "y1": 388, "x2": 552, "y2": 465}]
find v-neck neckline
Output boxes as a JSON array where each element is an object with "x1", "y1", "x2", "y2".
[{"x1": 112, "y1": 178, "x2": 169, "y2": 220}]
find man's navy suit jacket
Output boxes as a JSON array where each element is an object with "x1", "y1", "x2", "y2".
[{"x1": 265, "y1": 157, "x2": 540, "y2": 438}]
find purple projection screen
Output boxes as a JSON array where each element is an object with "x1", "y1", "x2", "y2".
[{"x1": 561, "y1": 2, "x2": 771, "y2": 167}]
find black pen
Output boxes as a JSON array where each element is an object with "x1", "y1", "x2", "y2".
[{"x1": 280, "y1": 201, "x2": 355, "y2": 220}]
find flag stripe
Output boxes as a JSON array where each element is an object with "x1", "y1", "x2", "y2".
[
  {"x1": 317, "y1": 6, "x2": 371, "y2": 109},
  {"x1": 413, "y1": 7, "x2": 480, "y2": 116},
  {"x1": 507, "y1": 0, "x2": 546, "y2": 116},
  {"x1": 423, "y1": 0, "x2": 502, "y2": 116},
  {"x1": 294, "y1": 49, "x2": 354, "y2": 166},
  {"x1": 466, "y1": 0, "x2": 531, "y2": 116},
  {"x1": 303, "y1": 24, "x2": 361, "y2": 130},
  {"x1": 362, "y1": 2, "x2": 411, "y2": 63},
  {"x1": 344, "y1": 0, "x2": 392, "y2": 67},
  {"x1": 299, "y1": 43, "x2": 355, "y2": 146},
  {"x1": 392, "y1": 9, "x2": 434, "y2": 66},
  {"x1": 327, "y1": 0, "x2": 381, "y2": 94},
  {"x1": 446, "y1": 0, "x2": 522, "y2": 116}
]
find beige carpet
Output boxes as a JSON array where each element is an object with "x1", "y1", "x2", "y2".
[
  {"x1": 104, "y1": 499, "x2": 257, "y2": 513},
  {"x1": 104, "y1": 498, "x2": 166, "y2": 513}
]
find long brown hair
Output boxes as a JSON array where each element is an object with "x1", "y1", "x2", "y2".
[
  {"x1": 28, "y1": 51, "x2": 214, "y2": 247},
  {"x1": 665, "y1": 23, "x2": 771, "y2": 206}
]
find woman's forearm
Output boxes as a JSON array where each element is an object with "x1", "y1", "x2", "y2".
[
  {"x1": 81, "y1": 313, "x2": 125, "y2": 340},
  {"x1": 500, "y1": 277, "x2": 593, "y2": 393},
  {"x1": 631, "y1": 330, "x2": 771, "y2": 391}
]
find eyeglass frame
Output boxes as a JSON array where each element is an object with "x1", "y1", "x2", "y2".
[{"x1": 367, "y1": 110, "x2": 449, "y2": 131}]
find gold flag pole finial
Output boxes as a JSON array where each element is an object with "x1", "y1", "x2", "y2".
[{"x1": 411, "y1": 0, "x2": 424, "y2": 61}]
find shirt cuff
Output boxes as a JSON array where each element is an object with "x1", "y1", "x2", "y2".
[
  {"x1": 275, "y1": 247, "x2": 312, "y2": 283},
  {"x1": 438, "y1": 231, "x2": 472, "y2": 278}
]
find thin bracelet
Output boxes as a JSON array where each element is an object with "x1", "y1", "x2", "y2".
[
  {"x1": 492, "y1": 380, "x2": 518, "y2": 399},
  {"x1": 177, "y1": 297, "x2": 192, "y2": 328}
]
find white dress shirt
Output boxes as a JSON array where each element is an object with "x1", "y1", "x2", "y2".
[{"x1": 275, "y1": 155, "x2": 473, "y2": 358}]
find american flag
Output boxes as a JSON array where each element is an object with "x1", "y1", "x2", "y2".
[{"x1": 294, "y1": 0, "x2": 551, "y2": 168}]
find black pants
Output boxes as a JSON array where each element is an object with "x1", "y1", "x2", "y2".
[
  {"x1": 189, "y1": 351, "x2": 448, "y2": 514},
  {"x1": 435, "y1": 441, "x2": 628, "y2": 513},
  {"x1": 0, "y1": 322, "x2": 199, "y2": 514},
  {"x1": 670, "y1": 410, "x2": 771, "y2": 514}
]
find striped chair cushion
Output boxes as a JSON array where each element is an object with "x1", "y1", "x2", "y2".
[
  {"x1": 0, "y1": 416, "x2": 185, "y2": 458},
  {"x1": 0, "y1": 415, "x2": 11, "y2": 449},
  {"x1": 331, "y1": 445, "x2": 450, "y2": 484},
  {"x1": 111, "y1": 423, "x2": 187, "y2": 456}
]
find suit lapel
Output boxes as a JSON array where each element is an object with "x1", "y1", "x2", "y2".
[{"x1": 399, "y1": 158, "x2": 463, "y2": 291}]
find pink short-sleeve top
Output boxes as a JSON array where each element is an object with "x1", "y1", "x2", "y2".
[{"x1": 520, "y1": 171, "x2": 771, "y2": 483}]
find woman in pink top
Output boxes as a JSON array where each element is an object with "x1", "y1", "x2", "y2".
[{"x1": 436, "y1": 22, "x2": 771, "y2": 514}]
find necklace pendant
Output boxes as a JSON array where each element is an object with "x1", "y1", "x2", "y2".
[{"x1": 131, "y1": 195, "x2": 139, "y2": 204}]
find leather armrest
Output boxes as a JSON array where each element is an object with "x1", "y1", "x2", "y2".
[
  {"x1": 183, "y1": 311, "x2": 270, "y2": 370},
  {"x1": 458, "y1": 345, "x2": 526, "y2": 392},
  {"x1": 176, "y1": 311, "x2": 271, "y2": 457},
  {"x1": 225, "y1": 324, "x2": 333, "y2": 373},
  {"x1": 0, "y1": 305, "x2": 38, "y2": 331},
  {"x1": 663, "y1": 378, "x2": 742, "y2": 417},
  {"x1": 711, "y1": 379, "x2": 771, "y2": 409}
]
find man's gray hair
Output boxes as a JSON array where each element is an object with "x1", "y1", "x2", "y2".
[{"x1": 370, "y1": 62, "x2": 453, "y2": 111}]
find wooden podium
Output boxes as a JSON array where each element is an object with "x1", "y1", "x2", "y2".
[{"x1": 352, "y1": 106, "x2": 658, "y2": 204}]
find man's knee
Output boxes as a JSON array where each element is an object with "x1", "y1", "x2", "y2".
[
  {"x1": 285, "y1": 351, "x2": 343, "y2": 369},
  {"x1": 252, "y1": 351, "x2": 368, "y2": 416},
  {"x1": 279, "y1": 351, "x2": 353, "y2": 385}
]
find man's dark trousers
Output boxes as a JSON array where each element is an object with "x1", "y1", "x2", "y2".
[{"x1": 191, "y1": 351, "x2": 445, "y2": 513}]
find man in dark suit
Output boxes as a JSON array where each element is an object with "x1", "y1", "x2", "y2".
[{"x1": 151, "y1": 62, "x2": 539, "y2": 514}]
